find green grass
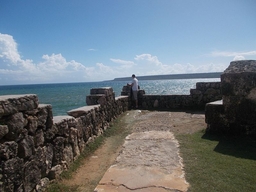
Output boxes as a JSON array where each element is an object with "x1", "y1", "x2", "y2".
[
  {"x1": 46, "y1": 183, "x2": 78, "y2": 192},
  {"x1": 177, "y1": 130, "x2": 256, "y2": 192}
]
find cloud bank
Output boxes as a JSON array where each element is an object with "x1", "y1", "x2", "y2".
[
  {"x1": 211, "y1": 51, "x2": 256, "y2": 61},
  {"x1": 1, "y1": 33, "x2": 247, "y2": 85}
]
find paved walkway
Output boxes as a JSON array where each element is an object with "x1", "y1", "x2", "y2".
[{"x1": 94, "y1": 110, "x2": 193, "y2": 192}]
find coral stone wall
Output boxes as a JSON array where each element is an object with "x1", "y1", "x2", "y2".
[
  {"x1": 222, "y1": 60, "x2": 256, "y2": 132},
  {"x1": 121, "y1": 82, "x2": 222, "y2": 110},
  {"x1": 0, "y1": 95, "x2": 53, "y2": 192},
  {"x1": 206, "y1": 60, "x2": 256, "y2": 135},
  {"x1": 0, "y1": 88, "x2": 128, "y2": 192}
]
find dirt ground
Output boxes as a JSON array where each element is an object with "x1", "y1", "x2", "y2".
[{"x1": 57, "y1": 110, "x2": 207, "y2": 192}]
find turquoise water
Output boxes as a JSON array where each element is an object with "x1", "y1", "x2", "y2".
[{"x1": 0, "y1": 78, "x2": 219, "y2": 116}]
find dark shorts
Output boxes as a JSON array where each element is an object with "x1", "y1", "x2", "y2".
[{"x1": 133, "y1": 90, "x2": 138, "y2": 100}]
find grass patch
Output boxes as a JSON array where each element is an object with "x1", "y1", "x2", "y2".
[
  {"x1": 46, "y1": 113, "x2": 130, "y2": 192},
  {"x1": 177, "y1": 130, "x2": 256, "y2": 192},
  {"x1": 45, "y1": 183, "x2": 78, "y2": 192}
]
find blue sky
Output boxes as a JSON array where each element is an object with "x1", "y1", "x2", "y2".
[{"x1": 0, "y1": 0, "x2": 256, "y2": 85}]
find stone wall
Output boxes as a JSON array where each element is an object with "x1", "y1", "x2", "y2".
[
  {"x1": 122, "y1": 82, "x2": 222, "y2": 110},
  {"x1": 205, "y1": 60, "x2": 256, "y2": 135},
  {"x1": 0, "y1": 82, "x2": 222, "y2": 192},
  {"x1": 0, "y1": 88, "x2": 128, "y2": 192}
]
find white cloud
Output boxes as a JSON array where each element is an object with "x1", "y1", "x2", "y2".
[
  {"x1": 38, "y1": 54, "x2": 87, "y2": 72},
  {"x1": 112, "y1": 53, "x2": 227, "y2": 78},
  {"x1": 110, "y1": 58, "x2": 135, "y2": 66},
  {"x1": 88, "y1": 48, "x2": 97, "y2": 51},
  {"x1": 134, "y1": 54, "x2": 162, "y2": 66},
  {"x1": 155, "y1": 62, "x2": 226, "y2": 74},
  {"x1": 233, "y1": 55, "x2": 245, "y2": 61},
  {"x1": 211, "y1": 50, "x2": 256, "y2": 58},
  {"x1": 0, "y1": 33, "x2": 130, "y2": 84},
  {"x1": 0, "y1": 33, "x2": 101, "y2": 84},
  {"x1": 0, "y1": 33, "x2": 21, "y2": 63},
  {"x1": 96, "y1": 63, "x2": 115, "y2": 73},
  {"x1": 0, "y1": 33, "x2": 234, "y2": 85},
  {"x1": 209, "y1": 50, "x2": 256, "y2": 66}
]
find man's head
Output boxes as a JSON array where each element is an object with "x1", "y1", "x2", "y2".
[{"x1": 132, "y1": 74, "x2": 135, "y2": 78}]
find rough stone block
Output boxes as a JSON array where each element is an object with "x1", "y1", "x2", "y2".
[
  {"x1": 2, "y1": 157, "x2": 24, "y2": 191},
  {"x1": 38, "y1": 104, "x2": 53, "y2": 129},
  {"x1": 48, "y1": 165, "x2": 63, "y2": 180},
  {"x1": 90, "y1": 87, "x2": 113, "y2": 95},
  {"x1": 18, "y1": 135, "x2": 35, "y2": 159},
  {"x1": 36, "y1": 177, "x2": 50, "y2": 192},
  {"x1": 67, "y1": 105, "x2": 100, "y2": 118},
  {"x1": 205, "y1": 100, "x2": 224, "y2": 124},
  {"x1": 23, "y1": 160, "x2": 41, "y2": 192},
  {"x1": 223, "y1": 60, "x2": 256, "y2": 73},
  {"x1": 4, "y1": 112, "x2": 26, "y2": 140},
  {"x1": 0, "y1": 94, "x2": 39, "y2": 116},
  {"x1": 221, "y1": 72, "x2": 256, "y2": 96},
  {"x1": 0, "y1": 125, "x2": 8, "y2": 139},
  {"x1": 0, "y1": 141, "x2": 18, "y2": 160},
  {"x1": 205, "y1": 100, "x2": 230, "y2": 133}
]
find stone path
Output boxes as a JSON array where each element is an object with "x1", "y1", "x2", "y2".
[{"x1": 94, "y1": 111, "x2": 191, "y2": 192}]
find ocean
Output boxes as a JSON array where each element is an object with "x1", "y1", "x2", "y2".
[{"x1": 0, "y1": 78, "x2": 220, "y2": 116}]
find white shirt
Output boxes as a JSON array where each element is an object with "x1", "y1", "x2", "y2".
[{"x1": 132, "y1": 77, "x2": 138, "y2": 91}]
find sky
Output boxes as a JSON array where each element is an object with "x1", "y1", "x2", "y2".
[{"x1": 0, "y1": 0, "x2": 256, "y2": 85}]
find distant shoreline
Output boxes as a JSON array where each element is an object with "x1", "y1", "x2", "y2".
[{"x1": 112, "y1": 72, "x2": 222, "y2": 81}]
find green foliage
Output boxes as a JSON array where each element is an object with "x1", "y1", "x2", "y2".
[{"x1": 177, "y1": 130, "x2": 256, "y2": 192}]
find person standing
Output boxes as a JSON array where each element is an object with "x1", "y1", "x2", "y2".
[{"x1": 131, "y1": 74, "x2": 139, "y2": 108}]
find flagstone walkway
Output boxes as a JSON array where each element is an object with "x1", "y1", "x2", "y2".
[{"x1": 94, "y1": 110, "x2": 205, "y2": 192}]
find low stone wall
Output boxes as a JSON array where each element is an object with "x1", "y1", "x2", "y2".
[
  {"x1": 0, "y1": 88, "x2": 128, "y2": 192},
  {"x1": 122, "y1": 82, "x2": 222, "y2": 110}
]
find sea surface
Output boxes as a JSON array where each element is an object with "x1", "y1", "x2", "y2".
[{"x1": 0, "y1": 78, "x2": 220, "y2": 116}]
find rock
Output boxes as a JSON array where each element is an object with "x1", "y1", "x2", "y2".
[
  {"x1": 224, "y1": 60, "x2": 256, "y2": 73},
  {"x1": 63, "y1": 144, "x2": 74, "y2": 167},
  {"x1": 67, "y1": 106, "x2": 100, "y2": 118},
  {"x1": 26, "y1": 116, "x2": 38, "y2": 135},
  {"x1": 0, "y1": 94, "x2": 38, "y2": 116},
  {"x1": 48, "y1": 165, "x2": 63, "y2": 180},
  {"x1": 38, "y1": 104, "x2": 53, "y2": 129},
  {"x1": 0, "y1": 141, "x2": 18, "y2": 160},
  {"x1": 2, "y1": 157, "x2": 24, "y2": 191},
  {"x1": 44, "y1": 124, "x2": 58, "y2": 140},
  {"x1": 0, "y1": 125, "x2": 8, "y2": 139},
  {"x1": 4, "y1": 112, "x2": 26, "y2": 140},
  {"x1": 55, "y1": 119, "x2": 69, "y2": 137},
  {"x1": 34, "y1": 145, "x2": 54, "y2": 177},
  {"x1": 69, "y1": 127, "x2": 80, "y2": 158},
  {"x1": 36, "y1": 177, "x2": 50, "y2": 192},
  {"x1": 23, "y1": 160, "x2": 41, "y2": 192},
  {"x1": 153, "y1": 99, "x2": 159, "y2": 108},
  {"x1": 34, "y1": 129, "x2": 44, "y2": 147},
  {"x1": 52, "y1": 137, "x2": 65, "y2": 165},
  {"x1": 18, "y1": 135, "x2": 35, "y2": 159}
]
